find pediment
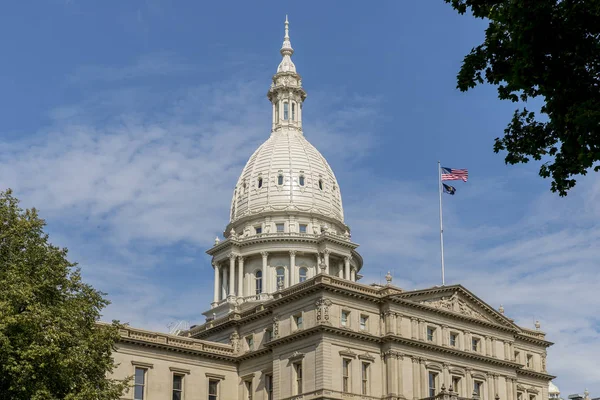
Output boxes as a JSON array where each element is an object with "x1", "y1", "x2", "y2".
[
  {"x1": 397, "y1": 285, "x2": 518, "y2": 330},
  {"x1": 418, "y1": 292, "x2": 495, "y2": 324}
]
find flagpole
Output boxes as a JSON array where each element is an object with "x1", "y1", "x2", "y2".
[{"x1": 438, "y1": 161, "x2": 445, "y2": 286}]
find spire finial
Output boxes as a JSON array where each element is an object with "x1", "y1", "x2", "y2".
[{"x1": 277, "y1": 15, "x2": 296, "y2": 73}]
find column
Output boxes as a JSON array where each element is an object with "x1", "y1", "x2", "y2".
[
  {"x1": 488, "y1": 374, "x2": 494, "y2": 400},
  {"x1": 396, "y1": 313, "x2": 403, "y2": 336},
  {"x1": 491, "y1": 338, "x2": 497, "y2": 358},
  {"x1": 289, "y1": 250, "x2": 296, "y2": 285},
  {"x1": 213, "y1": 262, "x2": 220, "y2": 304},
  {"x1": 418, "y1": 319, "x2": 425, "y2": 341},
  {"x1": 228, "y1": 254, "x2": 236, "y2": 297},
  {"x1": 442, "y1": 325, "x2": 449, "y2": 346},
  {"x1": 411, "y1": 318, "x2": 418, "y2": 339},
  {"x1": 338, "y1": 261, "x2": 343, "y2": 278},
  {"x1": 464, "y1": 331, "x2": 471, "y2": 352},
  {"x1": 350, "y1": 267, "x2": 356, "y2": 281},
  {"x1": 344, "y1": 256, "x2": 351, "y2": 280},
  {"x1": 493, "y1": 374, "x2": 499, "y2": 398},
  {"x1": 261, "y1": 252, "x2": 269, "y2": 293},
  {"x1": 222, "y1": 267, "x2": 228, "y2": 299},
  {"x1": 484, "y1": 336, "x2": 491, "y2": 356},
  {"x1": 505, "y1": 377, "x2": 513, "y2": 400},
  {"x1": 386, "y1": 352, "x2": 398, "y2": 395},
  {"x1": 504, "y1": 341, "x2": 509, "y2": 360},
  {"x1": 412, "y1": 357, "x2": 420, "y2": 400},
  {"x1": 509, "y1": 342, "x2": 515, "y2": 360},
  {"x1": 466, "y1": 369, "x2": 473, "y2": 398},
  {"x1": 420, "y1": 359, "x2": 428, "y2": 397},
  {"x1": 237, "y1": 256, "x2": 244, "y2": 297},
  {"x1": 385, "y1": 312, "x2": 396, "y2": 334},
  {"x1": 397, "y1": 354, "x2": 404, "y2": 397},
  {"x1": 323, "y1": 249, "x2": 330, "y2": 275}
]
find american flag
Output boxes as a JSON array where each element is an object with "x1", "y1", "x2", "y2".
[{"x1": 441, "y1": 167, "x2": 468, "y2": 182}]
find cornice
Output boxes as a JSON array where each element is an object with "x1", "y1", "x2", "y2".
[
  {"x1": 382, "y1": 334, "x2": 523, "y2": 369},
  {"x1": 515, "y1": 333, "x2": 554, "y2": 348},
  {"x1": 516, "y1": 368, "x2": 556, "y2": 381}
]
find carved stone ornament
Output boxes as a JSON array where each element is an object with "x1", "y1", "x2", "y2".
[
  {"x1": 229, "y1": 332, "x2": 240, "y2": 354},
  {"x1": 267, "y1": 318, "x2": 277, "y2": 340},
  {"x1": 315, "y1": 298, "x2": 332, "y2": 324},
  {"x1": 419, "y1": 293, "x2": 491, "y2": 322}
]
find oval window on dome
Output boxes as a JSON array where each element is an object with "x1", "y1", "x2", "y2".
[
  {"x1": 277, "y1": 174, "x2": 284, "y2": 185},
  {"x1": 318, "y1": 179, "x2": 323, "y2": 190},
  {"x1": 258, "y1": 177, "x2": 263, "y2": 188},
  {"x1": 299, "y1": 175, "x2": 305, "y2": 186}
]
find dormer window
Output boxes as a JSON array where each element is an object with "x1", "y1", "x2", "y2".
[
  {"x1": 278, "y1": 174, "x2": 284, "y2": 185},
  {"x1": 292, "y1": 103, "x2": 296, "y2": 120},
  {"x1": 283, "y1": 102, "x2": 289, "y2": 120},
  {"x1": 258, "y1": 177, "x2": 263, "y2": 188},
  {"x1": 299, "y1": 174, "x2": 305, "y2": 186},
  {"x1": 318, "y1": 179, "x2": 323, "y2": 190}
]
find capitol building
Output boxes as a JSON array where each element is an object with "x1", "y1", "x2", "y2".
[{"x1": 110, "y1": 18, "x2": 555, "y2": 400}]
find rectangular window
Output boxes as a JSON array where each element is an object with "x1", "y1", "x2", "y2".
[
  {"x1": 283, "y1": 102, "x2": 289, "y2": 120},
  {"x1": 246, "y1": 335, "x2": 254, "y2": 351},
  {"x1": 276, "y1": 223, "x2": 284, "y2": 232},
  {"x1": 526, "y1": 354, "x2": 533, "y2": 368},
  {"x1": 265, "y1": 374, "x2": 273, "y2": 400},
  {"x1": 295, "y1": 362, "x2": 303, "y2": 394},
  {"x1": 429, "y1": 372, "x2": 438, "y2": 397},
  {"x1": 299, "y1": 224, "x2": 307, "y2": 233},
  {"x1": 245, "y1": 380, "x2": 253, "y2": 400},
  {"x1": 294, "y1": 314, "x2": 303, "y2": 330},
  {"x1": 360, "y1": 315, "x2": 368, "y2": 331},
  {"x1": 342, "y1": 359, "x2": 351, "y2": 393},
  {"x1": 265, "y1": 328, "x2": 272, "y2": 342},
  {"x1": 474, "y1": 381, "x2": 483, "y2": 398},
  {"x1": 450, "y1": 332, "x2": 458, "y2": 347},
  {"x1": 255, "y1": 226, "x2": 262, "y2": 234},
  {"x1": 515, "y1": 351, "x2": 520, "y2": 363},
  {"x1": 292, "y1": 102, "x2": 296, "y2": 120},
  {"x1": 172, "y1": 374, "x2": 183, "y2": 400},
  {"x1": 341, "y1": 310, "x2": 349, "y2": 327},
  {"x1": 134, "y1": 367, "x2": 146, "y2": 400},
  {"x1": 472, "y1": 337, "x2": 480, "y2": 352},
  {"x1": 427, "y1": 327, "x2": 435, "y2": 342},
  {"x1": 208, "y1": 379, "x2": 219, "y2": 400},
  {"x1": 452, "y1": 376, "x2": 461, "y2": 394},
  {"x1": 361, "y1": 362, "x2": 369, "y2": 395}
]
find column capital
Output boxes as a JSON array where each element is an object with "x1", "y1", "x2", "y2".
[
  {"x1": 322, "y1": 249, "x2": 331, "y2": 255},
  {"x1": 261, "y1": 251, "x2": 269, "y2": 258},
  {"x1": 237, "y1": 256, "x2": 245, "y2": 262},
  {"x1": 441, "y1": 324, "x2": 449, "y2": 329},
  {"x1": 228, "y1": 253, "x2": 237, "y2": 261},
  {"x1": 212, "y1": 262, "x2": 219, "y2": 268},
  {"x1": 344, "y1": 255, "x2": 352, "y2": 262},
  {"x1": 289, "y1": 250, "x2": 297, "y2": 256}
]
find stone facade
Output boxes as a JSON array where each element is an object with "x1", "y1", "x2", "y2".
[{"x1": 108, "y1": 18, "x2": 555, "y2": 400}]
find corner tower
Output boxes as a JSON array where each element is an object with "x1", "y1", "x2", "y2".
[{"x1": 205, "y1": 17, "x2": 363, "y2": 319}]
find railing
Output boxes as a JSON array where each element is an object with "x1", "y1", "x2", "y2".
[
  {"x1": 212, "y1": 230, "x2": 354, "y2": 248},
  {"x1": 119, "y1": 326, "x2": 234, "y2": 356}
]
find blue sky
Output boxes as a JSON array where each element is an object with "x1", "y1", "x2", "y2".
[{"x1": 1, "y1": 0, "x2": 599, "y2": 395}]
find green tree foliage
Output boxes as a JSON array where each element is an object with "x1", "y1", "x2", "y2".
[
  {"x1": 0, "y1": 190, "x2": 129, "y2": 399},
  {"x1": 445, "y1": 0, "x2": 600, "y2": 195}
]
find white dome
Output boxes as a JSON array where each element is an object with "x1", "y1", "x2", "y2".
[
  {"x1": 549, "y1": 382, "x2": 560, "y2": 395},
  {"x1": 229, "y1": 130, "x2": 344, "y2": 224}
]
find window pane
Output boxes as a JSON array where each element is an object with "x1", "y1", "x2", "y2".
[
  {"x1": 172, "y1": 392, "x2": 181, "y2": 400},
  {"x1": 278, "y1": 175, "x2": 283, "y2": 185},
  {"x1": 173, "y1": 375, "x2": 182, "y2": 390},
  {"x1": 276, "y1": 224, "x2": 284, "y2": 232},
  {"x1": 135, "y1": 368, "x2": 145, "y2": 385},
  {"x1": 284, "y1": 103, "x2": 289, "y2": 120},
  {"x1": 299, "y1": 176, "x2": 304, "y2": 186},
  {"x1": 134, "y1": 385, "x2": 144, "y2": 400},
  {"x1": 209, "y1": 380, "x2": 218, "y2": 395}
]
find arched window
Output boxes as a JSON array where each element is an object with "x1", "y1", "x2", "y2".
[
  {"x1": 292, "y1": 103, "x2": 296, "y2": 120},
  {"x1": 299, "y1": 174, "x2": 305, "y2": 186},
  {"x1": 276, "y1": 267, "x2": 285, "y2": 289},
  {"x1": 299, "y1": 267, "x2": 308, "y2": 283},
  {"x1": 283, "y1": 102, "x2": 289, "y2": 120},
  {"x1": 255, "y1": 270, "x2": 263, "y2": 294},
  {"x1": 318, "y1": 179, "x2": 324, "y2": 190},
  {"x1": 277, "y1": 174, "x2": 284, "y2": 185},
  {"x1": 258, "y1": 177, "x2": 263, "y2": 188}
]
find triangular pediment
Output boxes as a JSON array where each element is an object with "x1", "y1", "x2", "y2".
[{"x1": 395, "y1": 285, "x2": 519, "y2": 330}]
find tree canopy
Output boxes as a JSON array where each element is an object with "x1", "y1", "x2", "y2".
[
  {"x1": 0, "y1": 190, "x2": 129, "y2": 400},
  {"x1": 445, "y1": 0, "x2": 600, "y2": 195}
]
